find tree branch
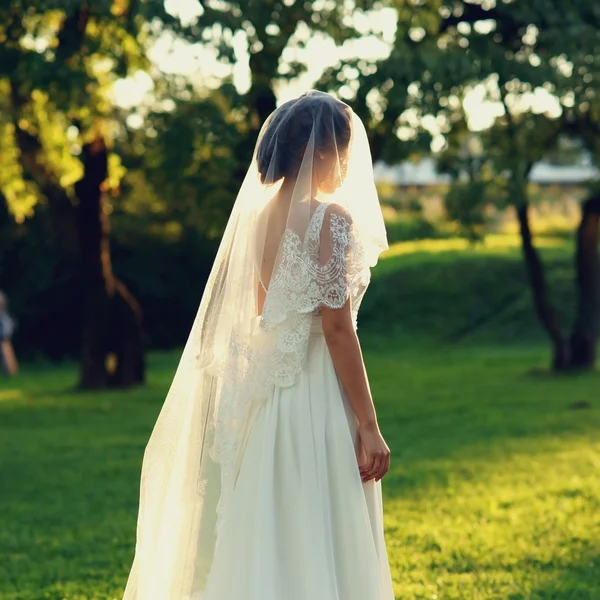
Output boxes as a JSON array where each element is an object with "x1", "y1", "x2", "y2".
[{"x1": 56, "y1": 5, "x2": 91, "y2": 61}]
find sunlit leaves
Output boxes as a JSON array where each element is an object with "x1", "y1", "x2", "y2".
[
  {"x1": 0, "y1": 123, "x2": 39, "y2": 223},
  {"x1": 106, "y1": 153, "x2": 126, "y2": 193},
  {"x1": 0, "y1": 1, "x2": 159, "y2": 223},
  {"x1": 356, "y1": 0, "x2": 600, "y2": 197},
  {"x1": 30, "y1": 90, "x2": 83, "y2": 189}
]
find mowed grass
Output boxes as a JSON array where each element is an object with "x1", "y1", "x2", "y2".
[
  {"x1": 1, "y1": 235, "x2": 599, "y2": 599},
  {"x1": 1, "y1": 347, "x2": 598, "y2": 599},
  {"x1": 371, "y1": 345, "x2": 600, "y2": 599}
]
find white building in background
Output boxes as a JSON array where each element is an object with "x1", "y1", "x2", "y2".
[
  {"x1": 374, "y1": 158, "x2": 600, "y2": 187},
  {"x1": 374, "y1": 159, "x2": 450, "y2": 187},
  {"x1": 528, "y1": 162, "x2": 599, "y2": 186}
]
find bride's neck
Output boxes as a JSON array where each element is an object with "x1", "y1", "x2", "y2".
[{"x1": 277, "y1": 175, "x2": 319, "y2": 203}]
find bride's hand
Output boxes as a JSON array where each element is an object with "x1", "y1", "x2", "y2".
[{"x1": 357, "y1": 421, "x2": 391, "y2": 483}]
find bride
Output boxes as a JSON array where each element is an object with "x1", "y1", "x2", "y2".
[{"x1": 123, "y1": 90, "x2": 394, "y2": 600}]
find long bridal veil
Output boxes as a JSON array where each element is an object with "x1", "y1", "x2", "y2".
[{"x1": 123, "y1": 90, "x2": 388, "y2": 600}]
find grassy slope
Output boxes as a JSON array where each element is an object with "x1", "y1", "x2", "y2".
[
  {"x1": 361, "y1": 234, "x2": 575, "y2": 346},
  {"x1": 1, "y1": 235, "x2": 599, "y2": 599}
]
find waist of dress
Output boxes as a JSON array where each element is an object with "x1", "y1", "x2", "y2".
[
  {"x1": 255, "y1": 314, "x2": 358, "y2": 336},
  {"x1": 255, "y1": 314, "x2": 325, "y2": 336},
  {"x1": 310, "y1": 316, "x2": 324, "y2": 336}
]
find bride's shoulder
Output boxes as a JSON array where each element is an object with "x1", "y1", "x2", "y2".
[
  {"x1": 321, "y1": 202, "x2": 353, "y2": 226},
  {"x1": 318, "y1": 203, "x2": 354, "y2": 249}
]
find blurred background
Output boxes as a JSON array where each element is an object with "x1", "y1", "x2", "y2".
[{"x1": 1, "y1": 1, "x2": 599, "y2": 599}]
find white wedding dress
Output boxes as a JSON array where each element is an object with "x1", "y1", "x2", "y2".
[
  {"x1": 201, "y1": 316, "x2": 395, "y2": 600},
  {"x1": 122, "y1": 92, "x2": 394, "y2": 600}
]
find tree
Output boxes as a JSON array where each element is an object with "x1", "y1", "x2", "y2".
[
  {"x1": 353, "y1": 0, "x2": 600, "y2": 370},
  {"x1": 1, "y1": 0, "x2": 397, "y2": 378},
  {"x1": 191, "y1": 0, "x2": 388, "y2": 165},
  {"x1": 0, "y1": 1, "x2": 191, "y2": 387}
]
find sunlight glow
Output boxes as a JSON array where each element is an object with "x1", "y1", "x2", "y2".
[
  {"x1": 112, "y1": 1, "x2": 564, "y2": 149},
  {"x1": 383, "y1": 234, "x2": 566, "y2": 259},
  {"x1": 0, "y1": 389, "x2": 23, "y2": 403},
  {"x1": 164, "y1": 0, "x2": 203, "y2": 26},
  {"x1": 110, "y1": 71, "x2": 154, "y2": 109},
  {"x1": 139, "y1": 1, "x2": 396, "y2": 104}
]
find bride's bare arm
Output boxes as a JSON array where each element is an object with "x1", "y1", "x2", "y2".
[{"x1": 321, "y1": 302, "x2": 391, "y2": 482}]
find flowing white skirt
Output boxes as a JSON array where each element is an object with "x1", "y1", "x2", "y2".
[{"x1": 203, "y1": 318, "x2": 395, "y2": 600}]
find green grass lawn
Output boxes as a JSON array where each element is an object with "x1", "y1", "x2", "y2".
[
  {"x1": 1, "y1": 235, "x2": 599, "y2": 599},
  {"x1": 1, "y1": 345, "x2": 598, "y2": 600}
]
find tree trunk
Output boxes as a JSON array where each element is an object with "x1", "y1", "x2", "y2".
[
  {"x1": 76, "y1": 136, "x2": 144, "y2": 389},
  {"x1": 0, "y1": 193, "x2": 12, "y2": 267},
  {"x1": 248, "y1": 49, "x2": 277, "y2": 126},
  {"x1": 569, "y1": 194, "x2": 600, "y2": 369},
  {"x1": 235, "y1": 63, "x2": 277, "y2": 180},
  {"x1": 247, "y1": 80, "x2": 277, "y2": 129},
  {"x1": 515, "y1": 203, "x2": 569, "y2": 369}
]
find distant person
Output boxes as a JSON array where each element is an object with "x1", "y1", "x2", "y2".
[
  {"x1": 0, "y1": 291, "x2": 18, "y2": 376},
  {"x1": 122, "y1": 91, "x2": 393, "y2": 600}
]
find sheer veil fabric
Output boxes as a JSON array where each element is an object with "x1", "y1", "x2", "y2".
[{"x1": 123, "y1": 90, "x2": 389, "y2": 600}]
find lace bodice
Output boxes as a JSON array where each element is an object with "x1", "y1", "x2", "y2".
[{"x1": 262, "y1": 202, "x2": 366, "y2": 337}]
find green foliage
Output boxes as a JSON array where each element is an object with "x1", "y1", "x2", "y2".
[
  {"x1": 436, "y1": 125, "x2": 510, "y2": 241},
  {"x1": 444, "y1": 180, "x2": 489, "y2": 242},
  {"x1": 0, "y1": 1, "x2": 246, "y2": 227},
  {"x1": 190, "y1": 0, "x2": 386, "y2": 139},
  {"x1": 384, "y1": 213, "x2": 449, "y2": 244},
  {"x1": 443, "y1": 177, "x2": 510, "y2": 243},
  {"x1": 121, "y1": 87, "x2": 244, "y2": 238},
  {"x1": 0, "y1": 2, "x2": 147, "y2": 213},
  {"x1": 1, "y1": 342, "x2": 599, "y2": 598},
  {"x1": 0, "y1": 122, "x2": 39, "y2": 222},
  {"x1": 198, "y1": 0, "x2": 367, "y2": 61},
  {"x1": 354, "y1": 0, "x2": 600, "y2": 218},
  {"x1": 0, "y1": 205, "x2": 220, "y2": 359}
]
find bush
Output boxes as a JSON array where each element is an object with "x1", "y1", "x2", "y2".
[
  {"x1": 384, "y1": 214, "x2": 450, "y2": 244},
  {"x1": 1, "y1": 209, "x2": 219, "y2": 360}
]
